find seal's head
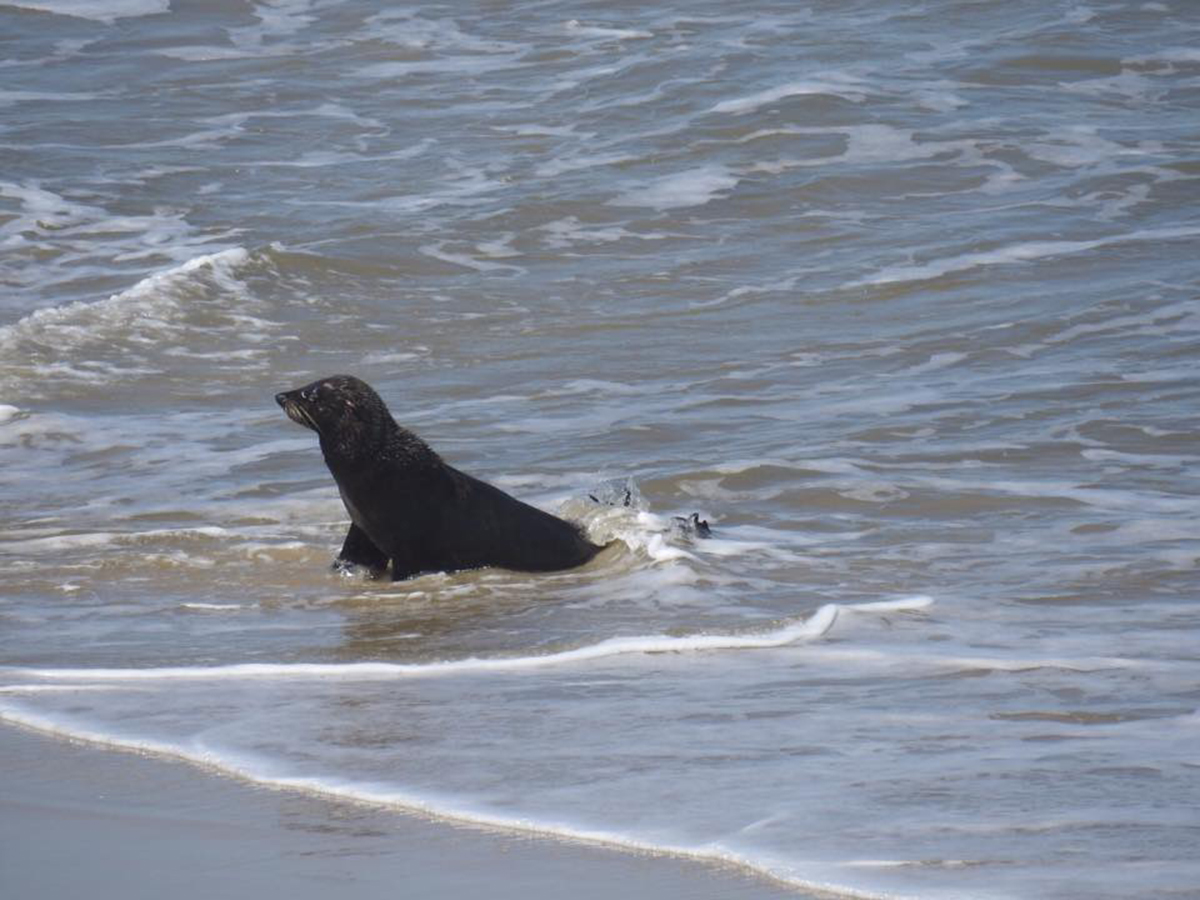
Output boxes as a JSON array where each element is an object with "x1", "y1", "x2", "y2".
[
  {"x1": 275, "y1": 375, "x2": 432, "y2": 466},
  {"x1": 276, "y1": 375, "x2": 389, "y2": 449}
]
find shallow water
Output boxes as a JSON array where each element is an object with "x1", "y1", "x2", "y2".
[{"x1": 2, "y1": 2, "x2": 1199, "y2": 898}]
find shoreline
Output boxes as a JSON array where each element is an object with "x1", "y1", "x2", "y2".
[{"x1": 0, "y1": 722, "x2": 815, "y2": 900}]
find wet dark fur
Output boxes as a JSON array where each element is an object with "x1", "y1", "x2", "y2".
[{"x1": 276, "y1": 375, "x2": 606, "y2": 581}]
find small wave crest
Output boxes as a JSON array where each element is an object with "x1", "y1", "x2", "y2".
[
  {"x1": 710, "y1": 76, "x2": 870, "y2": 114},
  {"x1": 0, "y1": 246, "x2": 252, "y2": 349},
  {"x1": 1, "y1": 246, "x2": 247, "y2": 346},
  {"x1": 0, "y1": 246, "x2": 271, "y2": 393}
]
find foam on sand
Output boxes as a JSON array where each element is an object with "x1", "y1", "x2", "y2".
[{"x1": 0, "y1": 704, "x2": 906, "y2": 900}]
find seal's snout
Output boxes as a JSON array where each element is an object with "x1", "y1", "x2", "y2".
[{"x1": 276, "y1": 388, "x2": 319, "y2": 432}]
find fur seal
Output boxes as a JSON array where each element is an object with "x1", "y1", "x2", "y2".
[
  {"x1": 275, "y1": 375, "x2": 607, "y2": 581},
  {"x1": 672, "y1": 513, "x2": 712, "y2": 539}
]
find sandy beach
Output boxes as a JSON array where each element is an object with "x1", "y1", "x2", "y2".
[{"x1": 0, "y1": 724, "x2": 805, "y2": 900}]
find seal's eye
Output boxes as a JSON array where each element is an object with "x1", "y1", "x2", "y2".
[{"x1": 301, "y1": 387, "x2": 317, "y2": 403}]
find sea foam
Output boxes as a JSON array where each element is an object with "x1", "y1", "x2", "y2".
[{"x1": 609, "y1": 166, "x2": 740, "y2": 210}]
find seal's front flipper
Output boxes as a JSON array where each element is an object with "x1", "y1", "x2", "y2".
[{"x1": 334, "y1": 523, "x2": 389, "y2": 576}]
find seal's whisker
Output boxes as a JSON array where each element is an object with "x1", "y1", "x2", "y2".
[{"x1": 284, "y1": 400, "x2": 319, "y2": 433}]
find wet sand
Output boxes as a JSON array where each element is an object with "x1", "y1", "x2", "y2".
[{"x1": 0, "y1": 724, "x2": 808, "y2": 900}]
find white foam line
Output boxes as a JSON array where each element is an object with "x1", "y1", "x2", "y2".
[
  {"x1": 0, "y1": 684, "x2": 124, "y2": 694},
  {"x1": 710, "y1": 78, "x2": 869, "y2": 114},
  {"x1": 850, "y1": 226, "x2": 1200, "y2": 288},
  {"x1": 0, "y1": 708, "x2": 911, "y2": 900},
  {"x1": 16, "y1": 604, "x2": 862, "y2": 683},
  {"x1": 805, "y1": 646, "x2": 1143, "y2": 674},
  {"x1": 842, "y1": 595, "x2": 934, "y2": 613}
]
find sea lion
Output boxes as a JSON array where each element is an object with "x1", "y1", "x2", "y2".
[{"x1": 275, "y1": 375, "x2": 608, "y2": 581}]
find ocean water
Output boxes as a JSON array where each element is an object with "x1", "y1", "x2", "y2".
[{"x1": 2, "y1": 1, "x2": 1199, "y2": 897}]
